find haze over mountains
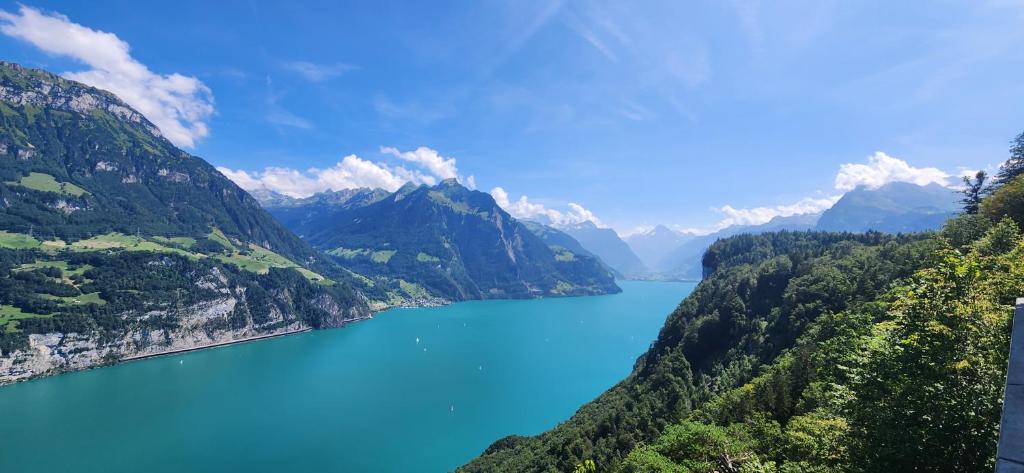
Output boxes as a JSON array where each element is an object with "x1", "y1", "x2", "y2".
[
  {"x1": 623, "y1": 181, "x2": 959, "y2": 280},
  {"x1": 556, "y1": 221, "x2": 647, "y2": 277},
  {"x1": 625, "y1": 225, "x2": 695, "y2": 269}
]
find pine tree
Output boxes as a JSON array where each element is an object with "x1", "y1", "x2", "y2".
[
  {"x1": 960, "y1": 170, "x2": 988, "y2": 214},
  {"x1": 995, "y1": 130, "x2": 1024, "y2": 186}
]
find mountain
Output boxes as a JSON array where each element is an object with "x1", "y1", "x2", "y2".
[
  {"x1": 247, "y1": 188, "x2": 299, "y2": 207},
  {"x1": 260, "y1": 187, "x2": 389, "y2": 234},
  {"x1": 521, "y1": 220, "x2": 595, "y2": 257},
  {"x1": 0, "y1": 62, "x2": 368, "y2": 383},
  {"x1": 625, "y1": 225, "x2": 694, "y2": 269},
  {"x1": 253, "y1": 187, "x2": 389, "y2": 211},
  {"x1": 521, "y1": 220, "x2": 620, "y2": 276},
  {"x1": 655, "y1": 182, "x2": 958, "y2": 280},
  {"x1": 557, "y1": 221, "x2": 647, "y2": 277},
  {"x1": 655, "y1": 212, "x2": 820, "y2": 279},
  {"x1": 816, "y1": 182, "x2": 958, "y2": 233},
  {"x1": 263, "y1": 180, "x2": 620, "y2": 301}
]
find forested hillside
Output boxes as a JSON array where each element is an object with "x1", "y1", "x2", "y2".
[
  {"x1": 0, "y1": 62, "x2": 369, "y2": 382},
  {"x1": 459, "y1": 134, "x2": 1024, "y2": 472},
  {"x1": 264, "y1": 180, "x2": 620, "y2": 301}
]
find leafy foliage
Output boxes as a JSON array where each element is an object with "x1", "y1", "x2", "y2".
[
  {"x1": 982, "y1": 173, "x2": 1024, "y2": 230},
  {"x1": 960, "y1": 170, "x2": 989, "y2": 214},
  {"x1": 458, "y1": 231, "x2": 934, "y2": 472},
  {"x1": 462, "y1": 202, "x2": 1023, "y2": 472},
  {"x1": 995, "y1": 130, "x2": 1024, "y2": 186}
]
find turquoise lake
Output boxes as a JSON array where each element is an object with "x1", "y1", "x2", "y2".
[{"x1": 0, "y1": 281, "x2": 693, "y2": 472}]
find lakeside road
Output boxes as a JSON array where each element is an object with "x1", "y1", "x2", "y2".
[
  {"x1": 119, "y1": 328, "x2": 315, "y2": 361},
  {"x1": 119, "y1": 313, "x2": 375, "y2": 362}
]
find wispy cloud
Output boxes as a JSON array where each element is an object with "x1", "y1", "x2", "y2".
[
  {"x1": 0, "y1": 5, "x2": 214, "y2": 148},
  {"x1": 263, "y1": 76, "x2": 312, "y2": 130},
  {"x1": 372, "y1": 94, "x2": 454, "y2": 124},
  {"x1": 283, "y1": 60, "x2": 355, "y2": 82},
  {"x1": 566, "y1": 12, "x2": 619, "y2": 62},
  {"x1": 615, "y1": 99, "x2": 654, "y2": 121},
  {"x1": 265, "y1": 109, "x2": 312, "y2": 130}
]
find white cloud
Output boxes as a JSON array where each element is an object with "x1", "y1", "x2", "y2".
[
  {"x1": 0, "y1": 6, "x2": 214, "y2": 148},
  {"x1": 715, "y1": 195, "x2": 841, "y2": 228},
  {"x1": 489, "y1": 187, "x2": 604, "y2": 227},
  {"x1": 381, "y1": 146, "x2": 460, "y2": 180},
  {"x1": 491, "y1": 187, "x2": 564, "y2": 223},
  {"x1": 567, "y1": 202, "x2": 603, "y2": 226},
  {"x1": 217, "y1": 154, "x2": 429, "y2": 197},
  {"x1": 702, "y1": 151, "x2": 956, "y2": 232},
  {"x1": 218, "y1": 146, "x2": 476, "y2": 198},
  {"x1": 283, "y1": 61, "x2": 355, "y2": 82},
  {"x1": 490, "y1": 187, "x2": 512, "y2": 208},
  {"x1": 834, "y1": 151, "x2": 951, "y2": 191}
]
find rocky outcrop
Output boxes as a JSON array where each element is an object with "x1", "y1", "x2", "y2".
[
  {"x1": 0, "y1": 267, "x2": 369, "y2": 385},
  {"x1": 0, "y1": 61, "x2": 161, "y2": 137},
  {"x1": 0, "y1": 311, "x2": 308, "y2": 384}
]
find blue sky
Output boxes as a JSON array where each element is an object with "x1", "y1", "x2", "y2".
[{"x1": 1, "y1": 1, "x2": 1023, "y2": 235}]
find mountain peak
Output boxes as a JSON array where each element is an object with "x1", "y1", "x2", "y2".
[
  {"x1": 648, "y1": 224, "x2": 679, "y2": 236},
  {"x1": 816, "y1": 181, "x2": 958, "y2": 233},
  {"x1": 264, "y1": 178, "x2": 619, "y2": 300},
  {"x1": 561, "y1": 220, "x2": 599, "y2": 230},
  {"x1": 0, "y1": 61, "x2": 162, "y2": 138}
]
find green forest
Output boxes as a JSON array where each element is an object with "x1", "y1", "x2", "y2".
[{"x1": 458, "y1": 133, "x2": 1024, "y2": 472}]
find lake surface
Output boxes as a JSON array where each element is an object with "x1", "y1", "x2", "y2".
[{"x1": 0, "y1": 281, "x2": 693, "y2": 473}]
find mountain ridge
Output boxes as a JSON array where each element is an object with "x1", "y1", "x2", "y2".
[
  {"x1": 263, "y1": 179, "x2": 621, "y2": 301},
  {"x1": 557, "y1": 220, "x2": 647, "y2": 277}
]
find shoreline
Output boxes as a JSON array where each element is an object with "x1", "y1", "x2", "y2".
[
  {"x1": 0, "y1": 314, "x2": 376, "y2": 387},
  {"x1": 2, "y1": 287, "x2": 645, "y2": 386},
  {"x1": 119, "y1": 327, "x2": 315, "y2": 362},
  {"x1": 120, "y1": 313, "x2": 382, "y2": 363}
]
